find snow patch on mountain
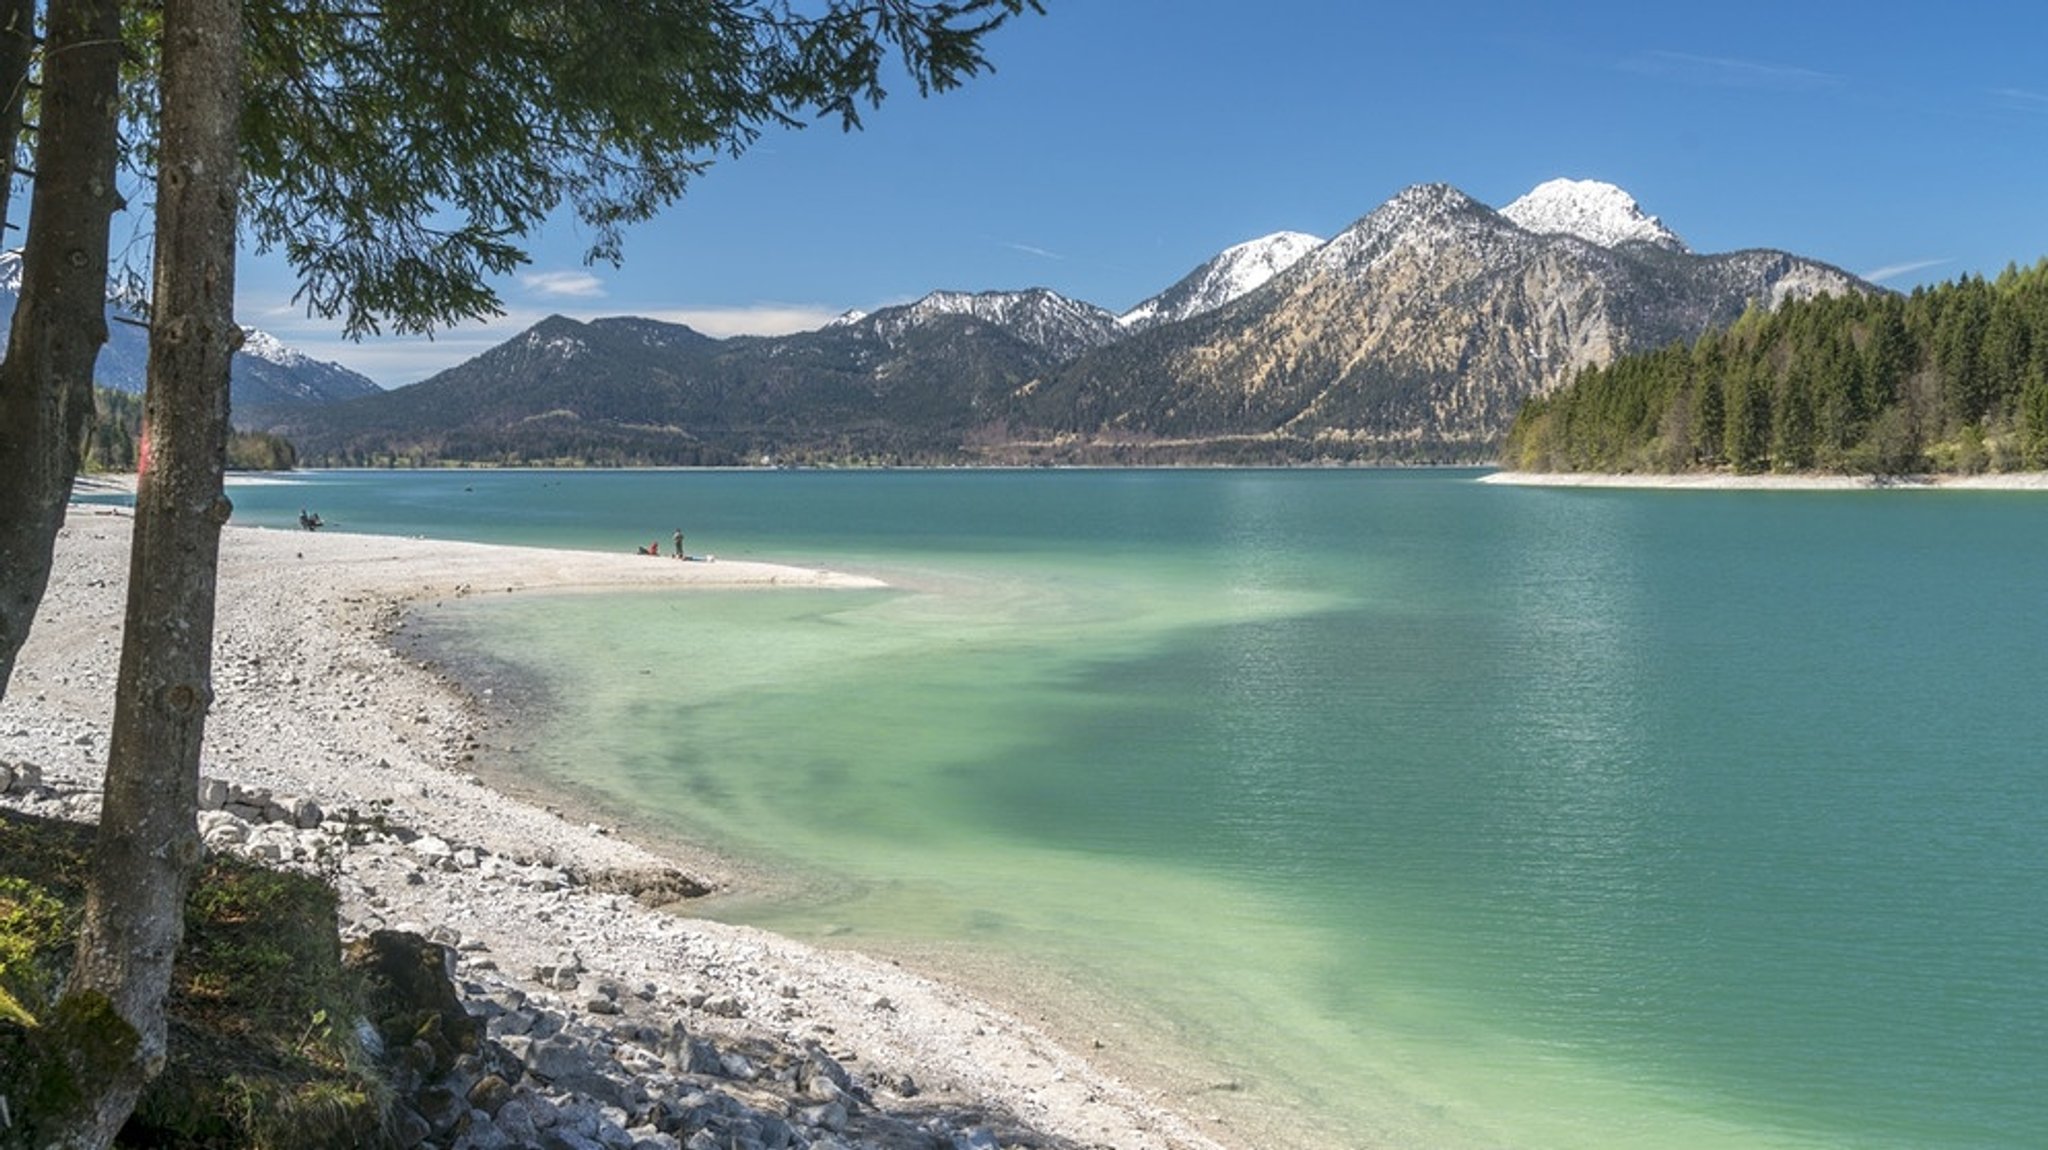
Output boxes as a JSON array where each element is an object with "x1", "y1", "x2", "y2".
[
  {"x1": 903, "y1": 288, "x2": 1111, "y2": 329},
  {"x1": 522, "y1": 326, "x2": 589, "y2": 361},
  {"x1": 1501, "y1": 178, "x2": 1689, "y2": 253},
  {"x1": 877, "y1": 288, "x2": 1122, "y2": 360},
  {"x1": 1119, "y1": 231, "x2": 1323, "y2": 330},
  {"x1": 1310, "y1": 183, "x2": 1499, "y2": 275}
]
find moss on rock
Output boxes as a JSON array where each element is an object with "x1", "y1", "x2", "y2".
[{"x1": 1, "y1": 809, "x2": 395, "y2": 1148}]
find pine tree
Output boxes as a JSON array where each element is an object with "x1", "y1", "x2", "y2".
[
  {"x1": 1725, "y1": 363, "x2": 1771, "y2": 473},
  {"x1": 1774, "y1": 365, "x2": 1818, "y2": 471},
  {"x1": 60, "y1": 2, "x2": 247, "y2": 1139},
  {"x1": 1811, "y1": 344, "x2": 1856, "y2": 458},
  {"x1": 1984, "y1": 294, "x2": 2032, "y2": 418},
  {"x1": 1938, "y1": 276, "x2": 1994, "y2": 427},
  {"x1": 1863, "y1": 300, "x2": 1913, "y2": 413},
  {"x1": 1691, "y1": 373, "x2": 1725, "y2": 465},
  {"x1": 2021, "y1": 366, "x2": 2048, "y2": 469},
  {"x1": 0, "y1": 0, "x2": 125, "y2": 705}
]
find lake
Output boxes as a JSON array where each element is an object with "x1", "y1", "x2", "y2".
[{"x1": 208, "y1": 468, "x2": 2048, "y2": 1149}]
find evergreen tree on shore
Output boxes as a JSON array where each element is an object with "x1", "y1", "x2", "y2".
[{"x1": 84, "y1": 388, "x2": 296, "y2": 472}]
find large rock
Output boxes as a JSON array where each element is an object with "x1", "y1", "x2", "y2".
[
  {"x1": 2, "y1": 760, "x2": 40, "y2": 794},
  {"x1": 344, "y1": 929, "x2": 481, "y2": 1085},
  {"x1": 574, "y1": 866, "x2": 714, "y2": 906},
  {"x1": 526, "y1": 1034, "x2": 592, "y2": 1083}
]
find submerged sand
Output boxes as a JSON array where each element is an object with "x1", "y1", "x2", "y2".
[{"x1": 1, "y1": 503, "x2": 1231, "y2": 1150}]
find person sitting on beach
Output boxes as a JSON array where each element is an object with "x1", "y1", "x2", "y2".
[{"x1": 298, "y1": 508, "x2": 324, "y2": 531}]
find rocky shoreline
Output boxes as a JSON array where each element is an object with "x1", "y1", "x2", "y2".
[{"x1": 1, "y1": 505, "x2": 1228, "y2": 1150}]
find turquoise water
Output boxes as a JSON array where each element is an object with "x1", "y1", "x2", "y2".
[{"x1": 212, "y1": 470, "x2": 2048, "y2": 1148}]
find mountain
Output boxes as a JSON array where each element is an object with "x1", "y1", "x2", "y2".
[
  {"x1": 273, "y1": 304, "x2": 1067, "y2": 465},
  {"x1": 1118, "y1": 231, "x2": 1323, "y2": 332},
  {"x1": 262, "y1": 315, "x2": 729, "y2": 464},
  {"x1": 1008, "y1": 181, "x2": 1872, "y2": 460},
  {"x1": 0, "y1": 251, "x2": 383, "y2": 412},
  {"x1": 279, "y1": 178, "x2": 1875, "y2": 466},
  {"x1": 232, "y1": 330, "x2": 385, "y2": 409}
]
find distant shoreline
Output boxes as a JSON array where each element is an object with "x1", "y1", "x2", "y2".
[
  {"x1": 1479, "y1": 470, "x2": 2048, "y2": 491},
  {"x1": 87, "y1": 462, "x2": 2048, "y2": 495}
]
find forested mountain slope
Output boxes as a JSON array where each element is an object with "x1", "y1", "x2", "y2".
[{"x1": 1502, "y1": 261, "x2": 2048, "y2": 475}]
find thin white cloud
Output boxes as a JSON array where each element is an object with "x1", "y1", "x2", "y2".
[
  {"x1": 1623, "y1": 50, "x2": 1845, "y2": 92},
  {"x1": 1860, "y1": 258, "x2": 1952, "y2": 284},
  {"x1": 246, "y1": 298, "x2": 310, "y2": 322},
  {"x1": 1991, "y1": 87, "x2": 2048, "y2": 114},
  {"x1": 520, "y1": 269, "x2": 608, "y2": 298},
  {"x1": 1004, "y1": 241, "x2": 1065, "y2": 261}
]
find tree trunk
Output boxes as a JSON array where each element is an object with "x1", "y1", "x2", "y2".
[
  {"x1": 58, "y1": 0, "x2": 245, "y2": 1144},
  {"x1": 0, "y1": 0, "x2": 122, "y2": 703},
  {"x1": 0, "y1": 0, "x2": 36, "y2": 236}
]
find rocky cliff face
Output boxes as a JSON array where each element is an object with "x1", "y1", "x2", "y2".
[{"x1": 1017, "y1": 182, "x2": 1871, "y2": 458}]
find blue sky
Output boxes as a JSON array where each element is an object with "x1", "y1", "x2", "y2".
[{"x1": 231, "y1": 0, "x2": 2048, "y2": 385}]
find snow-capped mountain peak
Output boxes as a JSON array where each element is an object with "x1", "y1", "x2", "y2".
[
  {"x1": 1119, "y1": 230, "x2": 1323, "y2": 330},
  {"x1": 1307, "y1": 183, "x2": 1498, "y2": 276},
  {"x1": 240, "y1": 327, "x2": 313, "y2": 368},
  {"x1": 1500, "y1": 178, "x2": 1688, "y2": 253}
]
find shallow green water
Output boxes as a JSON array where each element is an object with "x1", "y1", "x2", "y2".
[{"x1": 219, "y1": 469, "x2": 2048, "y2": 1148}]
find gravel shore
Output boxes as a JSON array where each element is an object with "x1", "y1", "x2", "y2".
[{"x1": 1, "y1": 504, "x2": 1228, "y2": 1150}]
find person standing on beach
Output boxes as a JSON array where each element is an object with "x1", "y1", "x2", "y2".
[{"x1": 674, "y1": 528, "x2": 685, "y2": 560}]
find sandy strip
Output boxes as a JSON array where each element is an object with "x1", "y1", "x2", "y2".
[
  {"x1": 1, "y1": 505, "x2": 1228, "y2": 1150},
  {"x1": 1479, "y1": 469, "x2": 2048, "y2": 490}
]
